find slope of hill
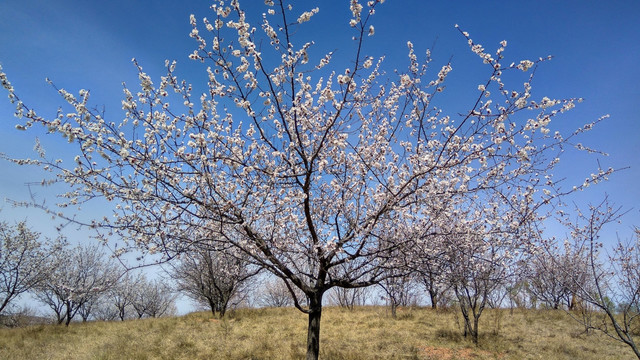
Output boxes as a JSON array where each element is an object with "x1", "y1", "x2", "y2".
[{"x1": 0, "y1": 306, "x2": 633, "y2": 359}]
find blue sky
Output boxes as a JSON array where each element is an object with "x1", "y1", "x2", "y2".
[{"x1": 0, "y1": 0, "x2": 639, "y2": 308}]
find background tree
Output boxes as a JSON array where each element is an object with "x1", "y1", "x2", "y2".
[
  {"x1": 131, "y1": 276, "x2": 176, "y2": 319},
  {"x1": 412, "y1": 233, "x2": 452, "y2": 310},
  {"x1": 109, "y1": 272, "x2": 143, "y2": 321},
  {"x1": 527, "y1": 238, "x2": 590, "y2": 310},
  {"x1": 565, "y1": 198, "x2": 640, "y2": 358},
  {"x1": 447, "y1": 238, "x2": 506, "y2": 344},
  {"x1": 377, "y1": 225, "x2": 421, "y2": 318},
  {"x1": 91, "y1": 296, "x2": 121, "y2": 322},
  {"x1": 0, "y1": 0, "x2": 613, "y2": 357},
  {"x1": 440, "y1": 205, "x2": 529, "y2": 345},
  {"x1": 34, "y1": 244, "x2": 118, "y2": 326},
  {"x1": 0, "y1": 219, "x2": 54, "y2": 315},
  {"x1": 505, "y1": 273, "x2": 535, "y2": 310},
  {"x1": 379, "y1": 270, "x2": 419, "y2": 318},
  {"x1": 259, "y1": 277, "x2": 296, "y2": 308},
  {"x1": 170, "y1": 244, "x2": 260, "y2": 317},
  {"x1": 0, "y1": 304, "x2": 45, "y2": 328},
  {"x1": 527, "y1": 251, "x2": 566, "y2": 309},
  {"x1": 327, "y1": 286, "x2": 370, "y2": 311}
]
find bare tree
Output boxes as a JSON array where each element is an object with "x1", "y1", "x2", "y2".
[
  {"x1": 0, "y1": 304, "x2": 47, "y2": 327},
  {"x1": 0, "y1": 0, "x2": 612, "y2": 357},
  {"x1": 527, "y1": 239, "x2": 590, "y2": 310},
  {"x1": 259, "y1": 277, "x2": 294, "y2": 308},
  {"x1": 258, "y1": 276, "x2": 309, "y2": 308},
  {"x1": 379, "y1": 267, "x2": 419, "y2": 318},
  {"x1": 528, "y1": 245, "x2": 570, "y2": 309},
  {"x1": 419, "y1": 262, "x2": 450, "y2": 310},
  {"x1": 91, "y1": 296, "x2": 121, "y2": 322},
  {"x1": 109, "y1": 272, "x2": 143, "y2": 321},
  {"x1": 0, "y1": 219, "x2": 55, "y2": 315},
  {"x1": 170, "y1": 245, "x2": 260, "y2": 317},
  {"x1": 328, "y1": 286, "x2": 369, "y2": 310},
  {"x1": 78, "y1": 297, "x2": 98, "y2": 322},
  {"x1": 34, "y1": 244, "x2": 117, "y2": 326},
  {"x1": 131, "y1": 276, "x2": 176, "y2": 319},
  {"x1": 505, "y1": 274, "x2": 536, "y2": 310},
  {"x1": 565, "y1": 198, "x2": 640, "y2": 358},
  {"x1": 412, "y1": 234, "x2": 451, "y2": 310},
  {"x1": 35, "y1": 287, "x2": 66, "y2": 324}
]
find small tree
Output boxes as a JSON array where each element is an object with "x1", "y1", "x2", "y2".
[
  {"x1": 328, "y1": 286, "x2": 369, "y2": 310},
  {"x1": 109, "y1": 272, "x2": 143, "y2": 321},
  {"x1": 131, "y1": 276, "x2": 176, "y2": 318},
  {"x1": 527, "y1": 252, "x2": 566, "y2": 309},
  {"x1": 447, "y1": 238, "x2": 505, "y2": 344},
  {"x1": 566, "y1": 198, "x2": 640, "y2": 358},
  {"x1": 505, "y1": 276, "x2": 535, "y2": 310},
  {"x1": 379, "y1": 268, "x2": 419, "y2": 318},
  {"x1": 0, "y1": 220, "x2": 54, "y2": 315},
  {"x1": 259, "y1": 276, "x2": 304, "y2": 308},
  {"x1": 442, "y1": 218, "x2": 526, "y2": 345},
  {"x1": 527, "y1": 238, "x2": 590, "y2": 310},
  {"x1": 77, "y1": 296, "x2": 98, "y2": 322},
  {"x1": 105, "y1": 273, "x2": 143, "y2": 321},
  {"x1": 35, "y1": 244, "x2": 118, "y2": 325},
  {"x1": 0, "y1": 305, "x2": 46, "y2": 327},
  {"x1": 170, "y1": 245, "x2": 260, "y2": 317},
  {"x1": 412, "y1": 234, "x2": 451, "y2": 310},
  {"x1": 91, "y1": 296, "x2": 121, "y2": 322}
]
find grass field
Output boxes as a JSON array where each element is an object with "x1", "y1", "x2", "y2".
[{"x1": 0, "y1": 306, "x2": 635, "y2": 359}]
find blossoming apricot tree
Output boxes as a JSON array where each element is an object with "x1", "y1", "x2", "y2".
[
  {"x1": 34, "y1": 243, "x2": 118, "y2": 326},
  {"x1": 0, "y1": 0, "x2": 613, "y2": 358},
  {"x1": 0, "y1": 219, "x2": 54, "y2": 315}
]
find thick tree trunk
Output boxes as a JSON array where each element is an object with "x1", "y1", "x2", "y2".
[{"x1": 306, "y1": 293, "x2": 323, "y2": 360}]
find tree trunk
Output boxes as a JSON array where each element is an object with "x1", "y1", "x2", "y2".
[
  {"x1": 0, "y1": 294, "x2": 13, "y2": 314},
  {"x1": 64, "y1": 304, "x2": 72, "y2": 327},
  {"x1": 306, "y1": 293, "x2": 323, "y2": 360},
  {"x1": 463, "y1": 316, "x2": 470, "y2": 337},
  {"x1": 472, "y1": 314, "x2": 479, "y2": 345},
  {"x1": 459, "y1": 301, "x2": 471, "y2": 338},
  {"x1": 208, "y1": 298, "x2": 217, "y2": 317},
  {"x1": 429, "y1": 290, "x2": 438, "y2": 310},
  {"x1": 219, "y1": 296, "x2": 231, "y2": 318}
]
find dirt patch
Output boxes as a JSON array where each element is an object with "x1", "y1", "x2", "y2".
[
  {"x1": 422, "y1": 346, "x2": 455, "y2": 360},
  {"x1": 422, "y1": 346, "x2": 502, "y2": 359}
]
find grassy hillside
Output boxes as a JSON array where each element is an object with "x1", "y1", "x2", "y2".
[{"x1": 0, "y1": 306, "x2": 634, "y2": 359}]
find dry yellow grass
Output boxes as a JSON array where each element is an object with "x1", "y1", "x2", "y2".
[{"x1": 0, "y1": 306, "x2": 635, "y2": 359}]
